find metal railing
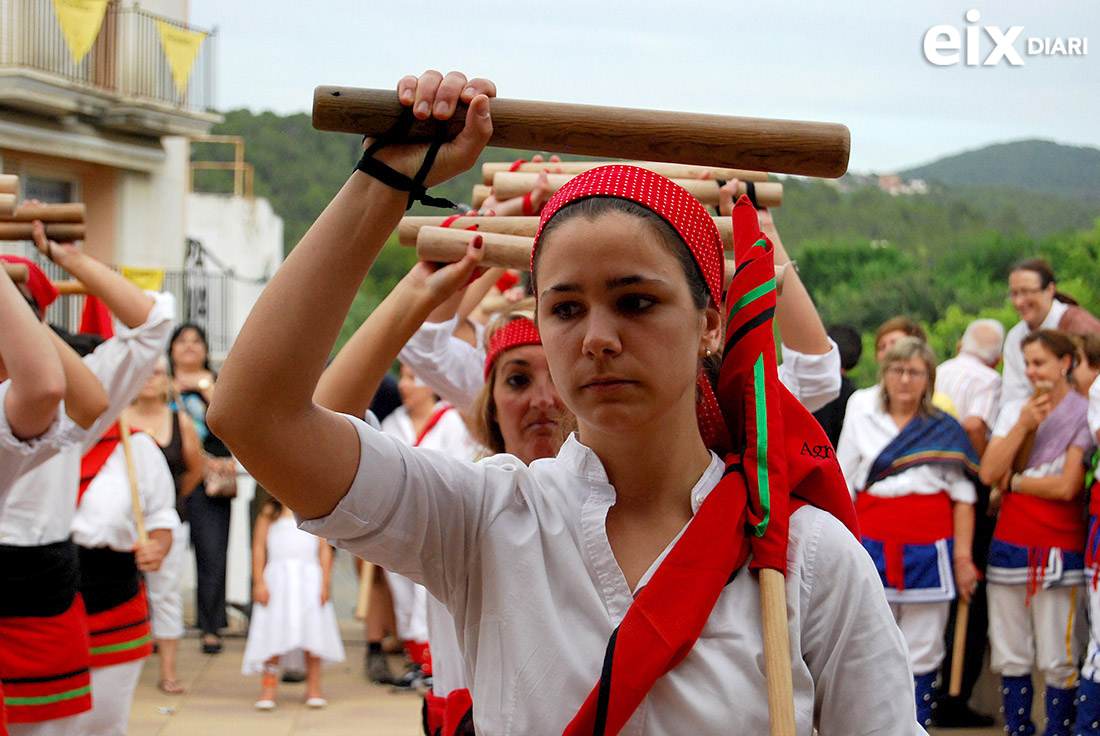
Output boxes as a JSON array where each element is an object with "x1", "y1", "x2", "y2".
[{"x1": 0, "y1": 0, "x2": 217, "y2": 113}]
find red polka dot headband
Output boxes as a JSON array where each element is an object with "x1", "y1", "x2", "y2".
[{"x1": 484, "y1": 317, "x2": 542, "y2": 379}]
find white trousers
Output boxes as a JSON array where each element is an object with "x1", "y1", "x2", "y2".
[
  {"x1": 1081, "y1": 578, "x2": 1100, "y2": 683},
  {"x1": 8, "y1": 716, "x2": 82, "y2": 736},
  {"x1": 988, "y1": 583, "x2": 1083, "y2": 688},
  {"x1": 145, "y1": 524, "x2": 187, "y2": 640},
  {"x1": 384, "y1": 569, "x2": 428, "y2": 642},
  {"x1": 68, "y1": 660, "x2": 143, "y2": 736},
  {"x1": 889, "y1": 601, "x2": 950, "y2": 676}
]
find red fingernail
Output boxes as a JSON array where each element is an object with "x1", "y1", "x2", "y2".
[{"x1": 473, "y1": 236, "x2": 483, "y2": 250}]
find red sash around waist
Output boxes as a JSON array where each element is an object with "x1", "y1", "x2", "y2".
[
  {"x1": 996, "y1": 492, "x2": 1086, "y2": 554},
  {"x1": 0, "y1": 594, "x2": 92, "y2": 723},
  {"x1": 86, "y1": 581, "x2": 153, "y2": 669},
  {"x1": 856, "y1": 492, "x2": 953, "y2": 591}
]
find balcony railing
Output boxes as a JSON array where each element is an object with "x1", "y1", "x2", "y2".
[{"x1": 0, "y1": 0, "x2": 217, "y2": 114}]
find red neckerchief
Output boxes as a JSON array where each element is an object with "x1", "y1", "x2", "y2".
[
  {"x1": 413, "y1": 404, "x2": 454, "y2": 448},
  {"x1": 78, "y1": 423, "x2": 146, "y2": 505}
]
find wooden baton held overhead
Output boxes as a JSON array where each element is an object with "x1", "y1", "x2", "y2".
[
  {"x1": 312, "y1": 87, "x2": 850, "y2": 178},
  {"x1": 481, "y1": 160, "x2": 771, "y2": 185},
  {"x1": 0, "y1": 203, "x2": 86, "y2": 223},
  {"x1": 0, "y1": 223, "x2": 86, "y2": 241},
  {"x1": 401, "y1": 215, "x2": 740, "y2": 252},
  {"x1": 413, "y1": 227, "x2": 746, "y2": 290},
  {"x1": 0, "y1": 175, "x2": 18, "y2": 195},
  {"x1": 2, "y1": 262, "x2": 29, "y2": 282},
  {"x1": 0, "y1": 194, "x2": 15, "y2": 218},
  {"x1": 491, "y1": 172, "x2": 783, "y2": 208}
]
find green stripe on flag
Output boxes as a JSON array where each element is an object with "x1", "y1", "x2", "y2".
[
  {"x1": 6, "y1": 684, "x2": 91, "y2": 707},
  {"x1": 90, "y1": 633, "x2": 151, "y2": 656},
  {"x1": 751, "y1": 355, "x2": 771, "y2": 537},
  {"x1": 730, "y1": 279, "x2": 776, "y2": 314}
]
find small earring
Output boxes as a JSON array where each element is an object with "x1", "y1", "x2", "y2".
[
  {"x1": 702, "y1": 347, "x2": 713, "y2": 357},
  {"x1": 1062, "y1": 368, "x2": 1068, "y2": 376}
]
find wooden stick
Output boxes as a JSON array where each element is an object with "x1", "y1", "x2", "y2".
[
  {"x1": 491, "y1": 172, "x2": 782, "y2": 208},
  {"x1": 0, "y1": 175, "x2": 18, "y2": 195},
  {"x1": 401, "y1": 215, "x2": 740, "y2": 252},
  {"x1": 472, "y1": 184, "x2": 492, "y2": 209},
  {"x1": 0, "y1": 203, "x2": 86, "y2": 224},
  {"x1": 2, "y1": 262, "x2": 28, "y2": 282},
  {"x1": 53, "y1": 279, "x2": 87, "y2": 295},
  {"x1": 117, "y1": 414, "x2": 149, "y2": 545},
  {"x1": 312, "y1": 87, "x2": 850, "y2": 178},
  {"x1": 481, "y1": 160, "x2": 771, "y2": 185},
  {"x1": 413, "y1": 227, "x2": 742, "y2": 289},
  {"x1": 948, "y1": 599, "x2": 970, "y2": 697},
  {"x1": 0, "y1": 223, "x2": 85, "y2": 241},
  {"x1": 354, "y1": 560, "x2": 375, "y2": 621},
  {"x1": 759, "y1": 568, "x2": 797, "y2": 736},
  {"x1": 0, "y1": 194, "x2": 15, "y2": 218}
]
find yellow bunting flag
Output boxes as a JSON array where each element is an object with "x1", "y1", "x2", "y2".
[
  {"x1": 120, "y1": 267, "x2": 165, "y2": 292},
  {"x1": 156, "y1": 20, "x2": 206, "y2": 96},
  {"x1": 50, "y1": 0, "x2": 109, "y2": 64}
]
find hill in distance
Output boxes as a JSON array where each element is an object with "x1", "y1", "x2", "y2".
[{"x1": 898, "y1": 139, "x2": 1100, "y2": 203}]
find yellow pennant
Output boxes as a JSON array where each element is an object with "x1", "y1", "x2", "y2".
[
  {"x1": 156, "y1": 20, "x2": 206, "y2": 96},
  {"x1": 120, "y1": 267, "x2": 165, "y2": 292},
  {"x1": 50, "y1": 0, "x2": 109, "y2": 64}
]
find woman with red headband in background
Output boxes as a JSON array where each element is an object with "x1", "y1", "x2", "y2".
[{"x1": 210, "y1": 71, "x2": 922, "y2": 734}]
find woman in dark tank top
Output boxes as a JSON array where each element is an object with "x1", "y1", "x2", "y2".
[{"x1": 128, "y1": 357, "x2": 203, "y2": 693}]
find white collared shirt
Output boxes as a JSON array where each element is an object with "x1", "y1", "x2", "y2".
[
  {"x1": 836, "y1": 389, "x2": 977, "y2": 504},
  {"x1": 301, "y1": 415, "x2": 923, "y2": 735},
  {"x1": 936, "y1": 352, "x2": 1002, "y2": 429},
  {"x1": 1000, "y1": 300, "x2": 1069, "y2": 412},
  {"x1": 0, "y1": 292, "x2": 175, "y2": 546},
  {"x1": 0, "y1": 383, "x2": 84, "y2": 505},
  {"x1": 71, "y1": 431, "x2": 179, "y2": 550}
]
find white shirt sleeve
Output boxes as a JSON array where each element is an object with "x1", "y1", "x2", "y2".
[
  {"x1": 79, "y1": 291, "x2": 176, "y2": 454},
  {"x1": 943, "y1": 464, "x2": 978, "y2": 505},
  {"x1": 0, "y1": 382, "x2": 85, "y2": 496},
  {"x1": 397, "y1": 317, "x2": 486, "y2": 412},
  {"x1": 299, "y1": 413, "x2": 514, "y2": 603},
  {"x1": 1000, "y1": 323, "x2": 1033, "y2": 411},
  {"x1": 793, "y1": 508, "x2": 925, "y2": 735},
  {"x1": 777, "y1": 339, "x2": 841, "y2": 413},
  {"x1": 992, "y1": 400, "x2": 1025, "y2": 440}
]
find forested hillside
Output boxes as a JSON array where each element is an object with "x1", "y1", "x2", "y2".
[{"x1": 192, "y1": 112, "x2": 1100, "y2": 385}]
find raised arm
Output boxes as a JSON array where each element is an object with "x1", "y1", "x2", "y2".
[
  {"x1": 208, "y1": 72, "x2": 495, "y2": 519},
  {"x1": 47, "y1": 328, "x2": 109, "y2": 430},
  {"x1": 314, "y1": 250, "x2": 484, "y2": 417},
  {"x1": 32, "y1": 222, "x2": 154, "y2": 329},
  {"x1": 0, "y1": 267, "x2": 65, "y2": 440}
]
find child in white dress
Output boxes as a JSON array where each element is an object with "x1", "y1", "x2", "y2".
[{"x1": 242, "y1": 499, "x2": 345, "y2": 709}]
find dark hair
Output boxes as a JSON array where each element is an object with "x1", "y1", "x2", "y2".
[
  {"x1": 532, "y1": 196, "x2": 721, "y2": 383},
  {"x1": 875, "y1": 316, "x2": 926, "y2": 348},
  {"x1": 51, "y1": 325, "x2": 106, "y2": 358},
  {"x1": 168, "y1": 323, "x2": 212, "y2": 373},
  {"x1": 1075, "y1": 333, "x2": 1100, "y2": 370},
  {"x1": 827, "y1": 324, "x2": 863, "y2": 371},
  {"x1": 1021, "y1": 329, "x2": 1078, "y2": 371},
  {"x1": 1011, "y1": 257, "x2": 1078, "y2": 306}
]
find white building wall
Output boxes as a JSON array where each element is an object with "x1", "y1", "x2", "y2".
[{"x1": 114, "y1": 136, "x2": 189, "y2": 269}]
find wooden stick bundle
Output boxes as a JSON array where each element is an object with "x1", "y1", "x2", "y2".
[
  {"x1": 312, "y1": 87, "x2": 850, "y2": 178},
  {"x1": 0, "y1": 203, "x2": 86, "y2": 223},
  {"x1": 491, "y1": 172, "x2": 782, "y2": 208},
  {"x1": 413, "y1": 226, "x2": 744, "y2": 290},
  {"x1": 0, "y1": 195, "x2": 14, "y2": 219},
  {"x1": 400, "y1": 215, "x2": 739, "y2": 251},
  {"x1": 0, "y1": 223, "x2": 86, "y2": 241},
  {"x1": 481, "y1": 161, "x2": 770, "y2": 185},
  {"x1": 0, "y1": 175, "x2": 17, "y2": 195},
  {"x1": 2, "y1": 262, "x2": 29, "y2": 282}
]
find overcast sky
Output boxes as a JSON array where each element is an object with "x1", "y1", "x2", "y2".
[{"x1": 187, "y1": 0, "x2": 1098, "y2": 173}]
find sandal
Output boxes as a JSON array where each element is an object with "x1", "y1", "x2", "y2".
[
  {"x1": 158, "y1": 679, "x2": 185, "y2": 694},
  {"x1": 200, "y1": 635, "x2": 223, "y2": 654}
]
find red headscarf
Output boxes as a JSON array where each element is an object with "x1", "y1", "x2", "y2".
[
  {"x1": 0, "y1": 255, "x2": 59, "y2": 313},
  {"x1": 484, "y1": 317, "x2": 541, "y2": 379},
  {"x1": 531, "y1": 165, "x2": 857, "y2": 736}
]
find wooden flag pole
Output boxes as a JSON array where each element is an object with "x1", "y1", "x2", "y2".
[
  {"x1": 948, "y1": 600, "x2": 971, "y2": 696},
  {"x1": 760, "y1": 568, "x2": 797, "y2": 735},
  {"x1": 481, "y1": 160, "x2": 771, "y2": 185},
  {"x1": 117, "y1": 413, "x2": 149, "y2": 545},
  {"x1": 312, "y1": 87, "x2": 850, "y2": 178},
  {"x1": 2, "y1": 262, "x2": 29, "y2": 282}
]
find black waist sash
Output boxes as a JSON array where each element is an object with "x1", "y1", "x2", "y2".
[
  {"x1": 0, "y1": 539, "x2": 79, "y2": 618},
  {"x1": 77, "y1": 546, "x2": 139, "y2": 616}
]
